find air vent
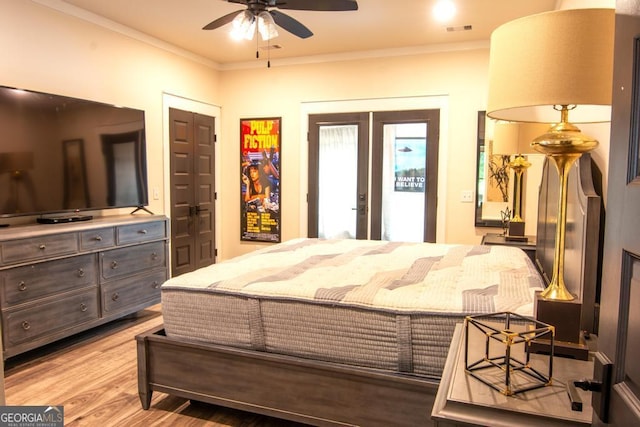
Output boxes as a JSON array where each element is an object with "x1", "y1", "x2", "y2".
[{"x1": 446, "y1": 25, "x2": 472, "y2": 32}]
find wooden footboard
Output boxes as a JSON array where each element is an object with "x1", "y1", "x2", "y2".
[{"x1": 136, "y1": 325, "x2": 439, "y2": 426}]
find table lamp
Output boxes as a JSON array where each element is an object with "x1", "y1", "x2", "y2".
[
  {"x1": 0, "y1": 151, "x2": 34, "y2": 213},
  {"x1": 487, "y1": 8, "x2": 614, "y2": 301},
  {"x1": 492, "y1": 122, "x2": 549, "y2": 240}
]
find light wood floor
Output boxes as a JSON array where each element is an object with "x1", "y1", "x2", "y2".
[{"x1": 3, "y1": 305, "x2": 306, "y2": 426}]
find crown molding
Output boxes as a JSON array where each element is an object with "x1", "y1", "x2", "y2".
[{"x1": 32, "y1": 0, "x2": 489, "y2": 73}]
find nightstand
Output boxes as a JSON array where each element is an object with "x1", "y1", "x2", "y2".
[
  {"x1": 481, "y1": 233, "x2": 537, "y2": 264},
  {"x1": 431, "y1": 324, "x2": 593, "y2": 427}
]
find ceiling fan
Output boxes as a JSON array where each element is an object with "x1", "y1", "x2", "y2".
[{"x1": 203, "y1": 0, "x2": 359, "y2": 40}]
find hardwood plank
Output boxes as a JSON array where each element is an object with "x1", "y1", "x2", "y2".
[{"x1": 3, "y1": 305, "x2": 306, "y2": 426}]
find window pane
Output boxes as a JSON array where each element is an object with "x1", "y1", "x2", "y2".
[
  {"x1": 381, "y1": 123, "x2": 427, "y2": 242},
  {"x1": 318, "y1": 125, "x2": 358, "y2": 239}
]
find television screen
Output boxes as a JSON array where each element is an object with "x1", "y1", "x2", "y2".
[{"x1": 0, "y1": 86, "x2": 148, "y2": 218}]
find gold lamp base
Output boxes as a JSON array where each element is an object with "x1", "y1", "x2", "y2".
[
  {"x1": 506, "y1": 155, "x2": 531, "y2": 238},
  {"x1": 539, "y1": 276, "x2": 576, "y2": 300},
  {"x1": 532, "y1": 106, "x2": 598, "y2": 301}
]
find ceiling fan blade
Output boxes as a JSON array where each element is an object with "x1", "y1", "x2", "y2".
[
  {"x1": 270, "y1": 10, "x2": 313, "y2": 39},
  {"x1": 275, "y1": 0, "x2": 358, "y2": 11},
  {"x1": 203, "y1": 10, "x2": 242, "y2": 30}
]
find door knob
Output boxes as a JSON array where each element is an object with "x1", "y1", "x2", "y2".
[{"x1": 190, "y1": 205, "x2": 209, "y2": 216}]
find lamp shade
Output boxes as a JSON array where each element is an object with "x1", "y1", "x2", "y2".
[
  {"x1": 230, "y1": 10, "x2": 256, "y2": 40},
  {"x1": 487, "y1": 8, "x2": 614, "y2": 124},
  {"x1": 257, "y1": 11, "x2": 279, "y2": 41},
  {"x1": 0, "y1": 152, "x2": 34, "y2": 173},
  {"x1": 491, "y1": 122, "x2": 551, "y2": 155}
]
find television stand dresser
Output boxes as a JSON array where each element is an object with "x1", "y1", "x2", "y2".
[{"x1": 0, "y1": 215, "x2": 169, "y2": 359}]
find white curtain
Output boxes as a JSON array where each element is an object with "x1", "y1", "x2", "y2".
[
  {"x1": 381, "y1": 124, "x2": 397, "y2": 240},
  {"x1": 318, "y1": 125, "x2": 358, "y2": 239}
]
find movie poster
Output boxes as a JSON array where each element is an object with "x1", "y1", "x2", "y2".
[
  {"x1": 394, "y1": 137, "x2": 426, "y2": 193},
  {"x1": 240, "y1": 118, "x2": 281, "y2": 242}
]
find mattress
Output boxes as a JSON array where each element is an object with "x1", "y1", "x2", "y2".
[{"x1": 162, "y1": 238, "x2": 544, "y2": 378}]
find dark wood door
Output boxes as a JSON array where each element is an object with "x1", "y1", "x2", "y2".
[
  {"x1": 593, "y1": 8, "x2": 640, "y2": 426},
  {"x1": 370, "y1": 109, "x2": 439, "y2": 242},
  {"x1": 308, "y1": 113, "x2": 370, "y2": 239},
  {"x1": 169, "y1": 108, "x2": 216, "y2": 277}
]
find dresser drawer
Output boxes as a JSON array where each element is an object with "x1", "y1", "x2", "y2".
[
  {"x1": 102, "y1": 269, "x2": 165, "y2": 316},
  {"x1": 101, "y1": 241, "x2": 166, "y2": 281},
  {"x1": 3, "y1": 288, "x2": 99, "y2": 346},
  {"x1": 80, "y1": 227, "x2": 115, "y2": 251},
  {"x1": 116, "y1": 221, "x2": 166, "y2": 245},
  {"x1": 1, "y1": 233, "x2": 78, "y2": 264},
  {"x1": 1, "y1": 254, "x2": 97, "y2": 306}
]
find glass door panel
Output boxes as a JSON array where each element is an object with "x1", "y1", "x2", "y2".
[
  {"x1": 318, "y1": 124, "x2": 358, "y2": 239},
  {"x1": 380, "y1": 123, "x2": 427, "y2": 242}
]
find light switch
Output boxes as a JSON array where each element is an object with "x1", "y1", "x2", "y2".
[{"x1": 461, "y1": 190, "x2": 474, "y2": 203}]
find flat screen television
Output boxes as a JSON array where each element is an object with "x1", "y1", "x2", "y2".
[{"x1": 0, "y1": 86, "x2": 148, "y2": 219}]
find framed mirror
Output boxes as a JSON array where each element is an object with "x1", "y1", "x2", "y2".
[
  {"x1": 475, "y1": 111, "x2": 507, "y2": 227},
  {"x1": 474, "y1": 111, "x2": 547, "y2": 231}
]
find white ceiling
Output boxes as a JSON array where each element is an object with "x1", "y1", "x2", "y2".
[{"x1": 44, "y1": 0, "x2": 560, "y2": 67}]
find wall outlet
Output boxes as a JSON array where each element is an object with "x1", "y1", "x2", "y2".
[
  {"x1": 153, "y1": 187, "x2": 160, "y2": 200},
  {"x1": 461, "y1": 190, "x2": 474, "y2": 203}
]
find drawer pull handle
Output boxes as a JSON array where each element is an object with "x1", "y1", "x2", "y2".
[
  {"x1": 152, "y1": 281, "x2": 160, "y2": 289},
  {"x1": 39, "y1": 244, "x2": 46, "y2": 250},
  {"x1": 18, "y1": 281, "x2": 27, "y2": 291},
  {"x1": 112, "y1": 292, "x2": 119, "y2": 301},
  {"x1": 95, "y1": 235, "x2": 103, "y2": 241},
  {"x1": 111, "y1": 261, "x2": 118, "y2": 269},
  {"x1": 151, "y1": 252, "x2": 158, "y2": 260},
  {"x1": 78, "y1": 268, "x2": 85, "y2": 277},
  {"x1": 22, "y1": 321, "x2": 30, "y2": 331},
  {"x1": 139, "y1": 229, "x2": 148, "y2": 234},
  {"x1": 80, "y1": 303, "x2": 88, "y2": 312}
]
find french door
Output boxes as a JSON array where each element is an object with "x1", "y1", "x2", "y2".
[
  {"x1": 308, "y1": 109, "x2": 439, "y2": 242},
  {"x1": 169, "y1": 107, "x2": 216, "y2": 277}
]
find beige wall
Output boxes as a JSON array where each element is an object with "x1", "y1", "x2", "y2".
[
  {"x1": 1, "y1": 1, "x2": 611, "y2": 263},
  {"x1": 219, "y1": 49, "x2": 492, "y2": 258},
  {"x1": 0, "y1": 0, "x2": 221, "y2": 223}
]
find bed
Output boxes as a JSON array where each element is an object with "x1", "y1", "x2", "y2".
[{"x1": 136, "y1": 155, "x2": 602, "y2": 426}]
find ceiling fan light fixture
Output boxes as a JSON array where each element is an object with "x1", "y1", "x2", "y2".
[
  {"x1": 230, "y1": 10, "x2": 256, "y2": 40},
  {"x1": 257, "y1": 11, "x2": 279, "y2": 41}
]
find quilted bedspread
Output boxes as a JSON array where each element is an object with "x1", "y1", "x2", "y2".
[{"x1": 163, "y1": 238, "x2": 544, "y2": 316}]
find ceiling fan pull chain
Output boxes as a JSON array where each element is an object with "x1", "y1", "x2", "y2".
[{"x1": 256, "y1": 26, "x2": 260, "y2": 59}]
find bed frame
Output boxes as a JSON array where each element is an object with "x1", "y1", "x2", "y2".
[
  {"x1": 137, "y1": 325, "x2": 436, "y2": 426},
  {"x1": 136, "y1": 154, "x2": 602, "y2": 426}
]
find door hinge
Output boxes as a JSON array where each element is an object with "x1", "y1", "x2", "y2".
[
  {"x1": 214, "y1": 192, "x2": 217, "y2": 200},
  {"x1": 214, "y1": 134, "x2": 217, "y2": 143}
]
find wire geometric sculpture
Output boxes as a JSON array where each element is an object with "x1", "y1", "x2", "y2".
[{"x1": 464, "y1": 312, "x2": 554, "y2": 396}]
